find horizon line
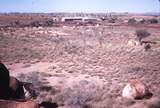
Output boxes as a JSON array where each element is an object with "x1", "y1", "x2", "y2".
[{"x1": 0, "y1": 11, "x2": 159, "y2": 14}]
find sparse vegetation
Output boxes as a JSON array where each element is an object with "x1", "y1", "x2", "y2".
[
  {"x1": 1, "y1": 13, "x2": 160, "y2": 108},
  {"x1": 30, "y1": 21, "x2": 42, "y2": 27},
  {"x1": 98, "y1": 28, "x2": 105, "y2": 47},
  {"x1": 138, "y1": 18, "x2": 158, "y2": 24},
  {"x1": 108, "y1": 18, "x2": 116, "y2": 23},
  {"x1": 148, "y1": 18, "x2": 158, "y2": 24}
]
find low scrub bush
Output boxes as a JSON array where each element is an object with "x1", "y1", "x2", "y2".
[
  {"x1": 44, "y1": 19, "x2": 54, "y2": 27},
  {"x1": 148, "y1": 18, "x2": 158, "y2": 24},
  {"x1": 128, "y1": 18, "x2": 137, "y2": 24},
  {"x1": 108, "y1": 18, "x2": 116, "y2": 23},
  {"x1": 135, "y1": 30, "x2": 151, "y2": 43}
]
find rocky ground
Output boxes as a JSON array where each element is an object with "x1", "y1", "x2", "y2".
[{"x1": 0, "y1": 24, "x2": 160, "y2": 108}]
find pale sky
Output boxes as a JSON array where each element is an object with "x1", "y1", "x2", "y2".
[{"x1": 0, "y1": 0, "x2": 159, "y2": 13}]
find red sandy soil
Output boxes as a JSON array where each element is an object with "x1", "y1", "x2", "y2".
[{"x1": 0, "y1": 23, "x2": 160, "y2": 108}]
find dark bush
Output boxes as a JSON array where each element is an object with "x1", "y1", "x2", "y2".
[
  {"x1": 128, "y1": 18, "x2": 137, "y2": 24},
  {"x1": 148, "y1": 18, "x2": 158, "y2": 24},
  {"x1": 9, "y1": 20, "x2": 20, "y2": 27},
  {"x1": 136, "y1": 30, "x2": 151, "y2": 43},
  {"x1": 139, "y1": 19, "x2": 146, "y2": 24},
  {"x1": 30, "y1": 21, "x2": 42, "y2": 27},
  {"x1": 144, "y1": 43, "x2": 151, "y2": 51},
  {"x1": 44, "y1": 19, "x2": 54, "y2": 27}
]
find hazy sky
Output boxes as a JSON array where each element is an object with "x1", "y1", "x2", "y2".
[{"x1": 0, "y1": 0, "x2": 159, "y2": 13}]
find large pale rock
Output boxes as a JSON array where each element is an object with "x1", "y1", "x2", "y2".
[{"x1": 122, "y1": 79, "x2": 150, "y2": 99}]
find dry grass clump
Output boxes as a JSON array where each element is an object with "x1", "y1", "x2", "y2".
[
  {"x1": 17, "y1": 72, "x2": 52, "y2": 97},
  {"x1": 51, "y1": 80, "x2": 135, "y2": 108},
  {"x1": 53, "y1": 80, "x2": 106, "y2": 107},
  {"x1": 17, "y1": 72, "x2": 60, "y2": 103}
]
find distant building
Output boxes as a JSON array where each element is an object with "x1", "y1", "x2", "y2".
[
  {"x1": 83, "y1": 17, "x2": 100, "y2": 22},
  {"x1": 61, "y1": 17, "x2": 83, "y2": 22},
  {"x1": 61, "y1": 17, "x2": 100, "y2": 22},
  {"x1": 53, "y1": 17, "x2": 60, "y2": 22},
  {"x1": 134, "y1": 18, "x2": 144, "y2": 22}
]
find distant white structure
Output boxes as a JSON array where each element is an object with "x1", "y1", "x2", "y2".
[
  {"x1": 83, "y1": 17, "x2": 100, "y2": 22},
  {"x1": 61, "y1": 17, "x2": 100, "y2": 22},
  {"x1": 53, "y1": 17, "x2": 60, "y2": 22},
  {"x1": 134, "y1": 18, "x2": 144, "y2": 22},
  {"x1": 61, "y1": 17, "x2": 83, "y2": 22}
]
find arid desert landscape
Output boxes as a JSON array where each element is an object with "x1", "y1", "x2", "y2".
[{"x1": 0, "y1": 13, "x2": 160, "y2": 108}]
